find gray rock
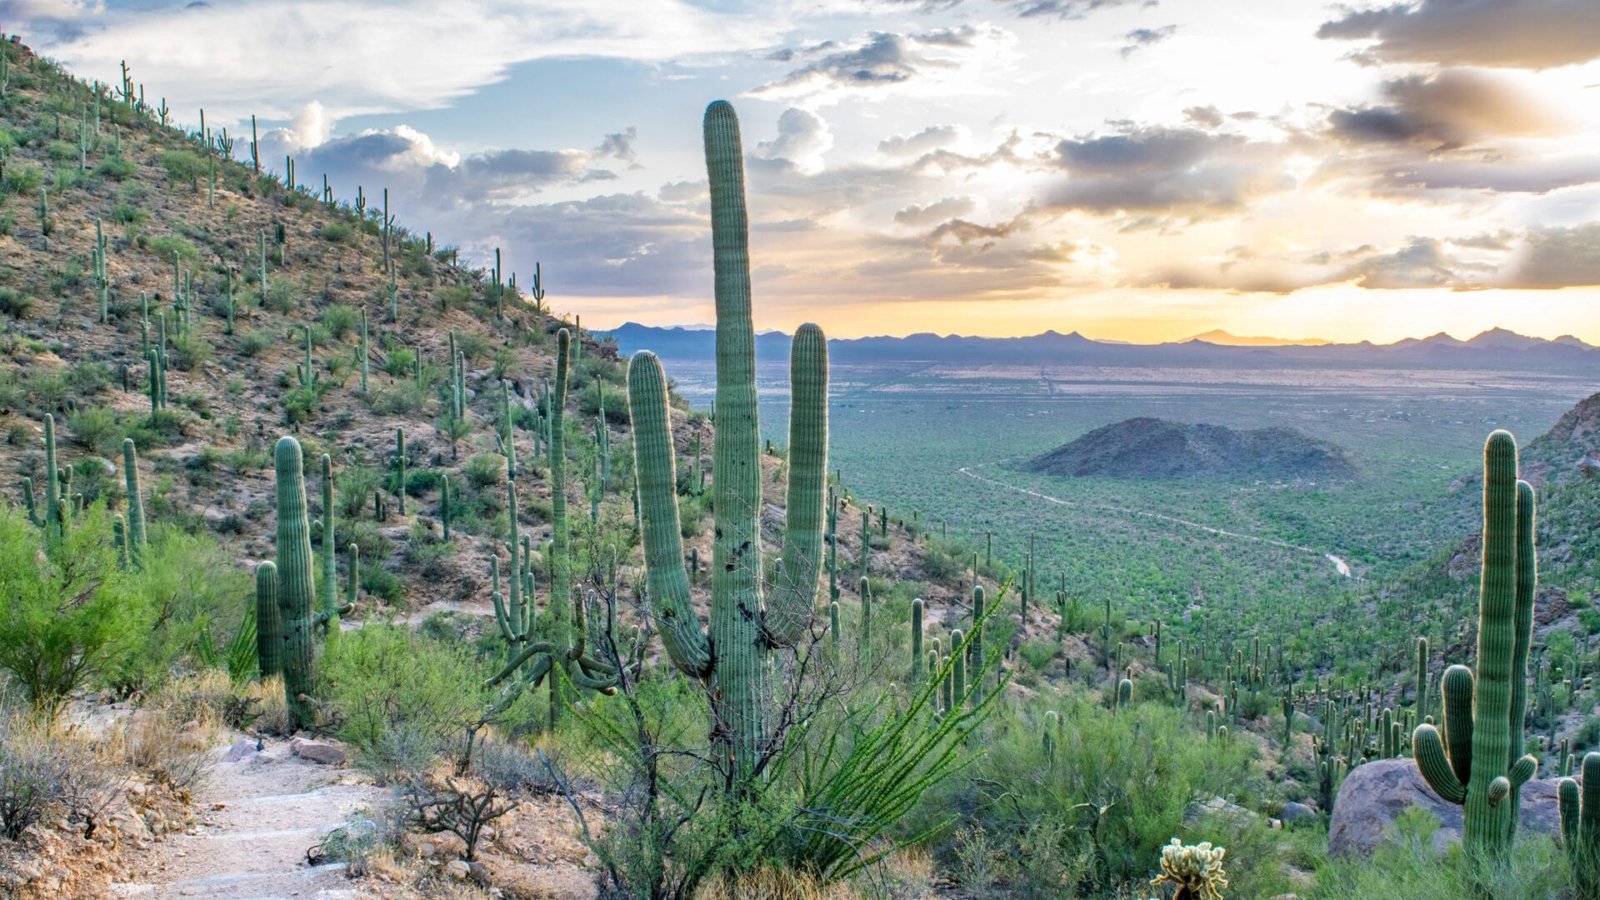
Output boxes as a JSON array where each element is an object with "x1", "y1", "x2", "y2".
[
  {"x1": 1328, "y1": 757, "x2": 1561, "y2": 856},
  {"x1": 1280, "y1": 801, "x2": 1317, "y2": 825},
  {"x1": 289, "y1": 738, "x2": 346, "y2": 766},
  {"x1": 224, "y1": 738, "x2": 257, "y2": 762}
]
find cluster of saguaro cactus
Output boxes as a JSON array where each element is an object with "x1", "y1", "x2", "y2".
[
  {"x1": 1559, "y1": 752, "x2": 1600, "y2": 894},
  {"x1": 628, "y1": 102, "x2": 829, "y2": 781},
  {"x1": 1412, "y1": 430, "x2": 1539, "y2": 855},
  {"x1": 485, "y1": 329, "x2": 619, "y2": 722}
]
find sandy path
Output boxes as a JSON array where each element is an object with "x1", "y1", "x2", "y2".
[{"x1": 112, "y1": 737, "x2": 385, "y2": 900}]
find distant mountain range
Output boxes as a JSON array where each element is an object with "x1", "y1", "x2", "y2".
[{"x1": 598, "y1": 324, "x2": 1600, "y2": 372}]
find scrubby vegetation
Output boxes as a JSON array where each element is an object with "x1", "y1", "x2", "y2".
[{"x1": 1, "y1": 35, "x2": 1597, "y2": 900}]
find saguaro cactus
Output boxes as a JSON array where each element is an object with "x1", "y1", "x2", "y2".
[
  {"x1": 628, "y1": 100, "x2": 829, "y2": 782},
  {"x1": 256, "y1": 562, "x2": 281, "y2": 679},
  {"x1": 1411, "y1": 430, "x2": 1539, "y2": 854},
  {"x1": 274, "y1": 437, "x2": 317, "y2": 730},
  {"x1": 1559, "y1": 752, "x2": 1600, "y2": 894},
  {"x1": 122, "y1": 439, "x2": 147, "y2": 566}
]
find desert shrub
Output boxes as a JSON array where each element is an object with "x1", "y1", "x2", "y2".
[
  {"x1": 262, "y1": 278, "x2": 298, "y2": 313},
  {"x1": 578, "y1": 382, "x2": 629, "y2": 426},
  {"x1": 116, "y1": 673, "x2": 227, "y2": 794},
  {"x1": 321, "y1": 303, "x2": 360, "y2": 339},
  {"x1": 166, "y1": 331, "x2": 213, "y2": 370},
  {"x1": 145, "y1": 234, "x2": 200, "y2": 268},
  {"x1": 383, "y1": 347, "x2": 417, "y2": 378},
  {"x1": 923, "y1": 698, "x2": 1259, "y2": 896},
  {"x1": 114, "y1": 529, "x2": 252, "y2": 693},
  {"x1": 237, "y1": 328, "x2": 274, "y2": 357},
  {"x1": 321, "y1": 624, "x2": 489, "y2": 768},
  {"x1": 464, "y1": 453, "x2": 505, "y2": 489},
  {"x1": 67, "y1": 406, "x2": 119, "y2": 454},
  {"x1": 94, "y1": 155, "x2": 136, "y2": 180},
  {"x1": 0, "y1": 161, "x2": 42, "y2": 197},
  {"x1": 0, "y1": 504, "x2": 148, "y2": 717},
  {"x1": 159, "y1": 149, "x2": 205, "y2": 190},
  {"x1": 0, "y1": 714, "x2": 69, "y2": 840},
  {"x1": 0, "y1": 289, "x2": 34, "y2": 319},
  {"x1": 319, "y1": 222, "x2": 354, "y2": 243}
]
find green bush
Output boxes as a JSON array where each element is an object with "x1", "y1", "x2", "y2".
[
  {"x1": 0, "y1": 504, "x2": 149, "y2": 717},
  {"x1": 67, "y1": 407, "x2": 119, "y2": 455},
  {"x1": 159, "y1": 149, "x2": 205, "y2": 190},
  {"x1": 322, "y1": 304, "x2": 360, "y2": 340},
  {"x1": 0, "y1": 162, "x2": 42, "y2": 197},
  {"x1": 464, "y1": 454, "x2": 505, "y2": 489},
  {"x1": 321, "y1": 624, "x2": 489, "y2": 768},
  {"x1": 319, "y1": 222, "x2": 354, "y2": 244}
]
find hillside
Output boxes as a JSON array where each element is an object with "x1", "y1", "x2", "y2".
[{"x1": 1024, "y1": 417, "x2": 1358, "y2": 482}]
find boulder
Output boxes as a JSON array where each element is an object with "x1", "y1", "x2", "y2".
[
  {"x1": 289, "y1": 738, "x2": 346, "y2": 766},
  {"x1": 1328, "y1": 757, "x2": 1561, "y2": 856},
  {"x1": 1280, "y1": 801, "x2": 1317, "y2": 826}
]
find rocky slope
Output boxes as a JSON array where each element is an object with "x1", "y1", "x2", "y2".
[{"x1": 1025, "y1": 417, "x2": 1357, "y2": 482}]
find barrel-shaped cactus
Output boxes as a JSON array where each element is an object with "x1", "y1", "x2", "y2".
[
  {"x1": 1411, "y1": 430, "x2": 1539, "y2": 854},
  {"x1": 274, "y1": 437, "x2": 317, "y2": 730},
  {"x1": 628, "y1": 100, "x2": 828, "y2": 781}
]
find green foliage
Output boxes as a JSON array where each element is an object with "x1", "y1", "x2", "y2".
[
  {"x1": 926, "y1": 697, "x2": 1258, "y2": 894},
  {"x1": 159, "y1": 149, "x2": 205, "y2": 190},
  {"x1": 318, "y1": 222, "x2": 354, "y2": 244},
  {"x1": 321, "y1": 304, "x2": 360, "y2": 340},
  {"x1": 115, "y1": 527, "x2": 251, "y2": 693},
  {"x1": 145, "y1": 234, "x2": 199, "y2": 268},
  {"x1": 0, "y1": 504, "x2": 147, "y2": 716},
  {"x1": 320, "y1": 623, "x2": 490, "y2": 767}
]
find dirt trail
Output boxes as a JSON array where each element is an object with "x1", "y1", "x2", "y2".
[
  {"x1": 957, "y1": 463, "x2": 1354, "y2": 578},
  {"x1": 112, "y1": 738, "x2": 384, "y2": 900}
]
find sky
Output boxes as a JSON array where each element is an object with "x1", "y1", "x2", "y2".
[{"x1": 7, "y1": 0, "x2": 1600, "y2": 343}]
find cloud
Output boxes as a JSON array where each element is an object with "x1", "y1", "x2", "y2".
[
  {"x1": 1370, "y1": 155, "x2": 1600, "y2": 195},
  {"x1": 1046, "y1": 126, "x2": 1295, "y2": 217},
  {"x1": 755, "y1": 108, "x2": 834, "y2": 175},
  {"x1": 1317, "y1": 0, "x2": 1600, "y2": 69},
  {"x1": 878, "y1": 124, "x2": 963, "y2": 156},
  {"x1": 1119, "y1": 24, "x2": 1175, "y2": 58},
  {"x1": 893, "y1": 196, "x2": 976, "y2": 226},
  {"x1": 1337, "y1": 236, "x2": 1486, "y2": 289},
  {"x1": 1506, "y1": 223, "x2": 1600, "y2": 288},
  {"x1": 881, "y1": 0, "x2": 1156, "y2": 20},
  {"x1": 1182, "y1": 105, "x2": 1225, "y2": 129},
  {"x1": 14, "y1": 0, "x2": 790, "y2": 123},
  {"x1": 750, "y1": 25, "x2": 1012, "y2": 103},
  {"x1": 595, "y1": 127, "x2": 639, "y2": 166},
  {"x1": 1326, "y1": 69, "x2": 1566, "y2": 148}
]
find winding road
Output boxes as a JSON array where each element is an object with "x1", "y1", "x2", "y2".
[{"x1": 956, "y1": 464, "x2": 1353, "y2": 578}]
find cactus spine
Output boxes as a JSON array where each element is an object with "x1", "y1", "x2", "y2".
[
  {"x1": 627, "y1": 101, "x2": 829, "y2": 781},
  {"x1": 1411, "y1": 430, "x2": 1538, "y2": 854},
  {"x1": 274, "y1": 437, "x2": 316, "y2": 730}
]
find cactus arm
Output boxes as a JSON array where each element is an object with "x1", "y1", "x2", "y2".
[
  {"x1": 1584, "y1": 752, "x2": 1600, "y2": 847},
  {"x1": 1442, "y1": 664, "x2": 1475, "y2": 787},
  {"x1": 1561, "y1": 777, "x2": 1580, "y2": 850},
  {"x1": 485, "y1": 641, "x2": 558, "y2": 688},
  {"x1": 626, "y1": 351, "x2": 711, "y2": 677},
  {"x1": 1487, "y1": 776, "x2": 1511, "y2": 807},
  {"x1": 1509, "y1": 754, "x2": 1538, "y2": 788},
  {"x1": 21, "y1": 477, "x2": 44, "y2": 527},
  {"x1": 1508, "y1": 479, "x2": 1537, "y2": 832},
  {"x1": 765, "y1": 322, "x2": 828, "y2": 644}
]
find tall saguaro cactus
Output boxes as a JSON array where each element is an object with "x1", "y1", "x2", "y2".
[
  {"x1": 122, "y1": 439, "x2": 147, "y2": 567},
  {"x1": 1412, "y1": 430, "x2": 1539, "y2": 854},
  {"x1": 274, "y1": 437, "x2": 317, "y2": 731},
  {"x1": 628, "y1": 100, "x2": 829, "y2": 783}
]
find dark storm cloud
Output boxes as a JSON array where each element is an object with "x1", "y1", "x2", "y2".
[
  {"x1": 1317, "y1": 0, "x2": 1600, "y2": 69},
  {"x1": 1119, "y1": 24, "x2": 1176, "y2": 58}
]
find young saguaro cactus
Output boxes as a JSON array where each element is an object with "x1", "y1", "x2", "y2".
[
  {"x1": 1559, "y1": 752, "x2": 1600, "y2": 893},
  {"x1": 1412, "y1": 430, "x2": 1539, "y2": 854},
  {"x1": 256, "y1": 562, "x2": 281, "y2": 679},
  {"x1": 274, "y1": 437, "x2": 317, "y2": 730},
  {"x1": 627, "y1": 100, "x2": 829, "y2": 783},
  {"x1": 122, "y1": 439, "x2": 147, "y2": 566}
]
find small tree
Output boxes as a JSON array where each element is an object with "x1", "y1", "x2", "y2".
[{"x1": 0, "y1": 504, "x2": 148, "y2": 718}]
